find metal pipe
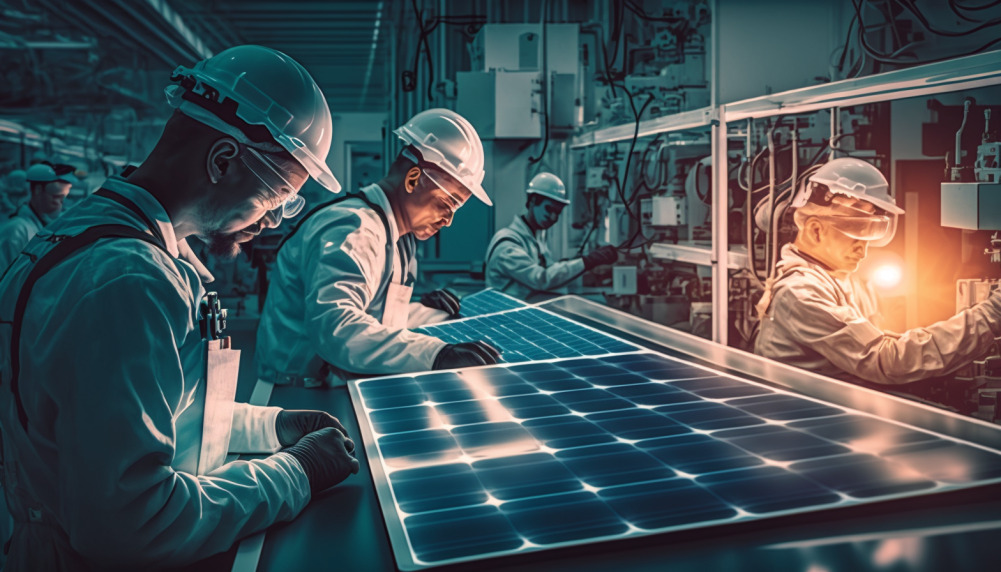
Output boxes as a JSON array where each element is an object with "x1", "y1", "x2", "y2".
[
  {"x1": 955, "y1": 98, "x2": 973, "y2": 170},
  {"x1": 771, "y1": 126, "x2": 797, "y2": 277},
  {"x1": 110, "y1": 0, "x2": 203, "y2": 63},
  {"x1": 745, "y1": 118, "x2": 753, "y2": 270},
  {"x1": 830, "y1": 107, "x2": 840, "y2": 159},
  {"x1": 711, "y1": 109, "x2": 729, "y2": 346},
  {"x1": 765, "y1": 120, "x2": 777, "y2": 278}
]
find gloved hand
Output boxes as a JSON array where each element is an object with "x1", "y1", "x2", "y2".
[
  {"x1": 433, "y1": 341, "x2": 502, "y2": 369},
  {"x1": 276, "y1": 409, "x2": 348, "y2": 447},
  {"x1": 282, "y1": 427, "x2": 360, "y2": 494},
  {"x1": 582, "y1": 245, "x2": 618, "y2": 271},
  {"x1": 420, "y1": 289, "x2": 461, "y2": 318}
]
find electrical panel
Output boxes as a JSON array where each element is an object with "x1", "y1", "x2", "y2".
[
  {"x1": 457, "y1": 71, "x2": 543, "y2": 139},
  {"x1": 650, "y1": 195, "x2": 687, "y2": 226},
  {"x1": 469, "y1": 24, "x2": 580, "y2": 75}
]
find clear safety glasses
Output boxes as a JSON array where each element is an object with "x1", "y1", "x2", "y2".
[
  {"x1": 241, "y1": 146, "x2": 306, "y2": 223},
  {"x1": 815, "y1": 214, "x2": 893, "y2": 241},
  {"x1": 423, "y1": 169, "x2": 466, "y2": 214}
]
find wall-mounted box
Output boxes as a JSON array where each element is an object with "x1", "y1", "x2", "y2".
[
  {"x1": 941, "y1": 183, "x2": 1001, "y2": 230},
  {"x1": 457, "y1": 70, "x2": 542, "y2": 139}
]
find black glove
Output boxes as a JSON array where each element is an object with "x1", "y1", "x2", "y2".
[
  {"x1": 282, "y1": 427, "x2": 360, "y2": 494},
  {"x1": 275, "y1": 409, "x2": 349, "y2": 447},
  {"x1": 433, "y1": 341, "x2": 502, "y2": 369},
  {"x1": 420, "y1": 289, "x2": 461, "y2": 317},
  {"x1": 582, "y1": 245, "x2": 618, "y2": 271}
]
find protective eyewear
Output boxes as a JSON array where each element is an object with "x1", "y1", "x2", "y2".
[
  {"x1": 423, "y1": 169, "x2": 466, "y2": 214},
  {"x1": 241, "y1": 146, "x2": 306, "y2": 223},
  {"x1": 815, "y1": 214, "x2": 892, "y2": 241}
]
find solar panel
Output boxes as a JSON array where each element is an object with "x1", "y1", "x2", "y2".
[
  {"x1": 459, "y1": 289, "x2": 528, "y2": 318},
  {"x1": 415, "y1": 306, "x2": 638, "y2": 364},
  {"x1": 349, "y1": 351, "x2": 1001, "y2": 571}
]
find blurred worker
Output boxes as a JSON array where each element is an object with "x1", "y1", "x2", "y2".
[
  {"x1": 256, "y1": 108, "x2": 501, "y2": 390},
  {"x1": 755, "y1": 157, "x2": 1001, "y2": 386},
  {"x1": 0, "y1": 162, "x2": 74, "y2": 271},
  {"x1": 484, "y1": 172, "x2": 618, "y2": 302},
  {"x1": 0, "y1": 169, "x2": 29, "y2": 216},
  {"x1": 0, "y1": 45, "x2": 359, "y2": 570}
]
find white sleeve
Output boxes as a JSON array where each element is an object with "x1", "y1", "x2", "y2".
[
  {"x1": 229, "y1": 403, "x2": 283, "y2": 453},
  {"x1": 490, "y1": 239, "x2": 585, "y2": 292},
  {"x1": 407, "y1": 302, "x2": 451, "y2": 327},
  {"x1": 301, "y1": 210, "x2": 447, "y2": 375},
  {"x1": 774, "y1": 282, "x2": 1001, "y2": 385},
  {"x1": 54, "y1": 272, "x2": 311, "y2": 568}
]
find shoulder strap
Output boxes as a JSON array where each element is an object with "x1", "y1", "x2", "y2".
[
  {"x1": 8, "y1": 224, "x2": 169, "y2": 431},
  {"x1": 94, "y1": 188, "x2": 168, "y2": 248},
  {"x1": 277, "y1": 192, "x2": 391, "y2": 252},
  {"x1": 276, "y1": 191, "x2": 397, "y2": 297}
]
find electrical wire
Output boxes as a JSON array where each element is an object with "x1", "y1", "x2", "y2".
[
  {"x1": 852, "y1": 0, "x2": 1001, "y2": 65},
  {"x1": 893, "y1": 0, "x2": 1001, "y2": 37},
  {"x1": 952, "y1": 0, "x2": 1001, "y2": 9}
]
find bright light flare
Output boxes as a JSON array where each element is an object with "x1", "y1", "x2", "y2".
[{"x1": 871, "y1": 264, "x2": 902, "y2": 290}]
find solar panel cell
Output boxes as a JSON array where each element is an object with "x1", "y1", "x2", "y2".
[{"x1": 350, "y1": 346, "x2": 1001, "y2": 570}]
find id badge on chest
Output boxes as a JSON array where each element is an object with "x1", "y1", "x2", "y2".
[{"x1": 382, "y1": 281, "x2": 413, "y2": 330}]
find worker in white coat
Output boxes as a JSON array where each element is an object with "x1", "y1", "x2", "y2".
[
  {"x1": 755, "y1": 157, "x2": 1001, "y2": 386},
  {"x1": 0, "y1": 163, "x2": 74, "y2": 271},
  {"x1": 0, "y1": 169, "x2": 28, "y2": 217},
  {"x1": 0, "y1": 45, "x2": 359, "y2": 570},
  {"x1": 256, "y1": 108, "x2": 500, "y2": 390},
  {"x1": 485, "y1": 172, "x2": 617, "y2": 302}
]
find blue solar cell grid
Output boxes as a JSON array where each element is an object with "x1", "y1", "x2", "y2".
[
  {"x1": 459, "y1": 289, "x2": 528, "y2": 318},
  {"x1": 416, "y1": 306, "x2": 637, "y2": 364},
  {"x1": 350, "y1": 351, "x2": 1001, "y2": 570}
]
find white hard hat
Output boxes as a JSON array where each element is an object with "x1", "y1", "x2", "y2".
[
  {"x1": 792, "y1": 158, "x2": 903, "y2": 247},
  {"x1": 791, "y1": 158, "x2": 903, "y2": 215},
  {"x1": 165, "y1": 45, "x2": 340, "y2": 193},
  {"x1": 526, "y1": 172, "x2": 569, "y2": 205},
  {"x1": 394, "y1": 108, "x2": 490, "y2": 206},
  {"x1": 25, "y1": 163, "x2": 57, "y2": 183}
]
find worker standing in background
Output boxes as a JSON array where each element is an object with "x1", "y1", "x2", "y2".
[
  {"x1": 0, "y1": 45, "x2": 359, "y2": 570},
  {"x1": 0, "y1": 169, "x2": 29, "y2": 217},
  {"x1": 256, "y1": 108, "x2": 501, "y2": 391},
  {"x1": 485, "y1": 172, "x2": 618, "y2": 302},
  {"x1": 0, "y1": 162, "x2": 74, "y2": 271},
  {"x1": 755, "y1": 157, "x2": 1001, "y2": 386}
]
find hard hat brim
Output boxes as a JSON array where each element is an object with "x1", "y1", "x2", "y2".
[{"x1": 526, "y1": 189, "x2": 570, "y2": 205}]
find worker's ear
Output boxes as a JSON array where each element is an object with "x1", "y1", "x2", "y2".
[
  {"x1": 404, "y1": 166, "x2": 421, "y2": 193},
  {"x1": 805, "y1": 218, "x2": 825, "y2": 245},
  {"x1": 206, "y1": 138, "x2": 240, "y2": 184}
]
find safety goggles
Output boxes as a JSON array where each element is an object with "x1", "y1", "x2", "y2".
[
  {"x1": 241, "y1": 146, "x2": 306, "y2": 223},
  {"x1": 423, "y1": 169, "x2": 466, "y2": 214},
  {"x1": 814, "y1": 214, "x2": 893, "y2": 241}
]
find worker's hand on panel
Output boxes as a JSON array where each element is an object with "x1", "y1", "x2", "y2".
[
  {"x1": 420, "y1": 288, "x2": 461, "y2": 318},
  {"x1": 582, "y1": 245, "x2": 618, "y2": 271},
  {"x1": 282, "y1": 427, "x2": 360, "y2": 494},
  {"x1": 275, "y1": 409, "x2": 349, "y2": 447},
  {"x1": 433, "y1": 341, "x2": 502, "y2": 369}
]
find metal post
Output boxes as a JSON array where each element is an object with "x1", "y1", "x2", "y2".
[{"x1": 711, "y1": 107, "x2": 728, "y2": 345}]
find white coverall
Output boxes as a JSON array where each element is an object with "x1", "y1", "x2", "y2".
[
  {"x1": 0, "y1": 203, "x2": 47, "y2": 272},
  {"x1": 256, "y1": 184, "x2": 448, "y2": 387},
  {"x1": 484, "y1": 215, "x2": 585, "y2": 302},
  {"x1": 755, "y1": 243, "x2": 1001, "y2": 385},
  {"x1": 0, "y1": 176, "x2": 309, "y2": 570}
]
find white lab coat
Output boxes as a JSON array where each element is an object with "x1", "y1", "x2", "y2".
[
  {"x1": 256, "y1": 184, "x2": 448, "y2": 387},
  {"x1": 0, "y1": 177, "x2": 310, "y2": 570},
  {"x1": 755, "y1": 243, "x2": 1001, "y2": 385},
  {"x1": 0, "y1": 203, "x2": 47, "y2": 273},
  {"x1": 484, "y1": 215, "x2": 585, "y2": 302}
]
